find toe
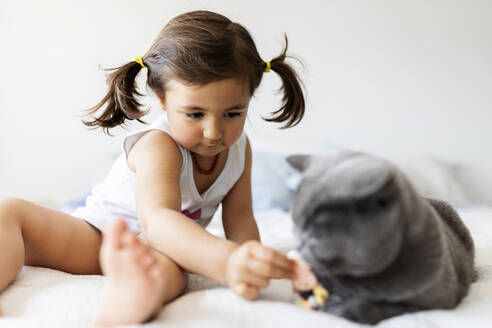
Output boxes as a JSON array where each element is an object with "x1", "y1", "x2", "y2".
[
  {"x1": 121, "y1": 231, "x2": 138, "y2": 247},
  {"x1": 132, "y1": 244, "x2": 149, "y2": 261},
  {"x1": 140, "y1": 253, "x2": 157, "y2": 270},
  {"x1": 104, "y1": 219, "x2": 127, "y2": 249},
  {"x1": 149, "y1": 265, "x2": 163, "y2": 279}
]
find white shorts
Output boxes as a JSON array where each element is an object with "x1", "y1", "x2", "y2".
[{"x1": 71, "y1": 206, "x2": 142, "y2": 233}]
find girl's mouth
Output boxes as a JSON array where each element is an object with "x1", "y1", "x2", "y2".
[{"x1": 204, "y1": 142, "x2": 221, "y2": 148}]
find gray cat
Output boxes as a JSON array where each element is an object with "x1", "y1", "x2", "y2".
[{"x1": 287, "y1": 150, "x2": 477, "y2": 324}]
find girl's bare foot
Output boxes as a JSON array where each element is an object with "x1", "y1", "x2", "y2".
[{"x1": 95, "y1": 219, "x2": 165, "y2": 327}]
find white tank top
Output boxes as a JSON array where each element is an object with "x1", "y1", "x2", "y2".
[{"x1": 72, "y1": 113, "x2": 247, "y2": 233}]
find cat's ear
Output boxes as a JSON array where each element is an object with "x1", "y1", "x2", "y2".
[{"x1": 286, "y1": 154, "x2": 312, "y2": 172}]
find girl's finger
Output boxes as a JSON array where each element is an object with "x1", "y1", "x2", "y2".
[
  {"x1": 235, "y1": 266, "x2": 271, "y2": 288},
  {"x1": 249, "y1": 244, "x2": 295, "y2": 272},
  {"x1": 247, "y1": 256, "x2": 293, "y2": 280},
  {"x1": 232, "y1": 282, "x2": 260, "y2": 301}
]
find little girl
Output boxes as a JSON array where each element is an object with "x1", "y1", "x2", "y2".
[{"x1": 0, "y1": 10, "x2": 305, "y2": 326}]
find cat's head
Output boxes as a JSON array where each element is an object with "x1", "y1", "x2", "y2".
[{"x1": 287, "y1": 150, "x2": 421, "y2": 278}]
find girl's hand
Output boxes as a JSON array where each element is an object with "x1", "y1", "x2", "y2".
[{"x1": 226, "y1": 240, "x2": 295, "y2": 300}]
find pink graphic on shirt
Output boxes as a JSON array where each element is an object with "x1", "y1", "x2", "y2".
[{"x1": 182, "y1": 208, "x2": 202, "y2": 220}]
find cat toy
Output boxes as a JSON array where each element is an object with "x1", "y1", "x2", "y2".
[{"x1": 288, "y1": 250, "x2": 329, "y2": 310}]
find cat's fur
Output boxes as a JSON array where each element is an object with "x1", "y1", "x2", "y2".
[{"x1": 287, "y1": 150, "x2": 477, "y2": 324}]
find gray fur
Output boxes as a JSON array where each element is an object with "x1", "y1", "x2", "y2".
[{"x1": 287, "y1": 150, "x2": 477, "y2": 324}]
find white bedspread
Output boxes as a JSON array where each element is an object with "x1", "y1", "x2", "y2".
[{"x1": 1, "y1": 207, "x2": 491, "y2": 328}]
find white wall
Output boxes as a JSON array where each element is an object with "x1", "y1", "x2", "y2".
[{"x1": 1, "y1": 0, "x2": 491, "y2": 208}]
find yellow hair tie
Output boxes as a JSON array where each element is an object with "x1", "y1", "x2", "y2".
[
  {"x1": 134, "y1": 56, "x2": 145, "y2": 68},
  {"x1": 264, "y1": 61, "x2": 271, "y2": 73}
]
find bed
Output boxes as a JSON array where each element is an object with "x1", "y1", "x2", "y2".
[
  {"x1": 1, "y1": 152, "x2": 491, "y2": 327},
  {"x1": 0, "y1": 205, "x2": 491, "y2": 328}
]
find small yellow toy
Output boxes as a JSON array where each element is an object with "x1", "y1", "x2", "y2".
[{"x1": 296, "y1": 284, "x2": 330, "y2": 310}]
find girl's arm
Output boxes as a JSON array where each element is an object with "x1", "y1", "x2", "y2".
[
  {"x1": 221, "y1": 138, "x2": 261, "y2": 244},
  {"x1": 130, "y1": 130, "x2": 235, "y2": 285},
  {"x1": 221, "y1": 137, "x2": 293, "y2": 299},
  {"x1": 129, "y1": 130, "x2": 292, "y2": 290}
]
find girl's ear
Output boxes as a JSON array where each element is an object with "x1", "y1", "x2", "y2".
[{"x1": 286, "y1": 154, "x2": 312, "y2": 172}]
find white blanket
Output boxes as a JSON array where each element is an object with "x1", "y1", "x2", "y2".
[{"x1": 1, "y1": 207, "x2": 491, "y2": 328}]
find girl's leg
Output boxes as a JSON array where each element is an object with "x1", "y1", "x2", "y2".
[
  {"x1": 0, "y1": 198, "x2": 185, "y2": 325},
  {"x1": 95, "y1": 219, "x2": 187, "y2": 326},
  {"x1": 0, "y1": 198, "x2": 102, "y2": 292}
]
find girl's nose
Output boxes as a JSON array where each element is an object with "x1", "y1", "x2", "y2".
[{"x1": 203, "y1": 120, "x2": 223, "y2": 141}]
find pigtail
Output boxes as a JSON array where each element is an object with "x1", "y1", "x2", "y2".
[
  {"x1": 83, "y1": 60, "x2": 148, "y2": 135},
  {"x1": 265, "y1": 35, "x2": 305, "y2": 129}
]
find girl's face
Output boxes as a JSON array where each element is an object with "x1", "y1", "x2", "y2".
[{"x1": 161, "y1": 78, "x2": 251, "y2": 157}]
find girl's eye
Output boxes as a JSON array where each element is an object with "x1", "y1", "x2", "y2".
[
  {"x1": 186, "y1": 113, "x2": 204, "y2": 119},
  {"x1": 225, "y1": 112, "x2": 242, "y2": 118}
]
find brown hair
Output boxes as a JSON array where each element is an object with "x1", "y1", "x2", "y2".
[{"x1": 84, "y1": 10, "x2": 305, "y2": 134}]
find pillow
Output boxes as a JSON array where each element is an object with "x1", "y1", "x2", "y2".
[
  {"x1": 251, "y1": 151, "x2": 298, "y2": 211},
  {"x1": 314, "y1": 142, "x2": 472, "y2": 206},
  {"x1": 63, "y1": 147, "x2": 472, "y2": 213},
  {"x1": 251, "y1": 143, "x2": 344, "y2": 211},
  {"x1": 388, "y1": 155, "x2": 471, "y2": 206}
]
